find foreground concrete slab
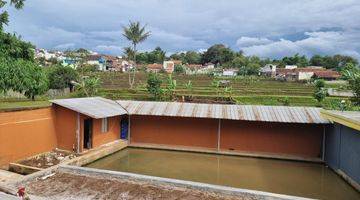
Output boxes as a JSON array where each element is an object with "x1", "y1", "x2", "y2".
[{"x1": 58, "y1": 165, "x2": 312, "y2": 200}]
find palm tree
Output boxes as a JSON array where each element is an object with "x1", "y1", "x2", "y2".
[{"x1": 122, "y1": 21, "x2": 151, "y2": 89}]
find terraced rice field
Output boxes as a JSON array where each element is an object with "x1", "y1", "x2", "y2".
[{"x1": 94, "y1": 72, "x2": 345, "y2": 107}]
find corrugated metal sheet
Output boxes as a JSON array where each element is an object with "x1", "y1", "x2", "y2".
[
  {"x1": 117, "y1": 100, "x2": 329, "y2": 124},
  {"x1": 51, "y1": 97, "x2": 127, "y2": 119},
  {"x1": 324, "y1": 110, "x2": 360, "y2": 123}
]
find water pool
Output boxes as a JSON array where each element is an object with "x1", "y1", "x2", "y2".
[{"x1": 85, "y1": 147, "x2": 360, "y2": 199}]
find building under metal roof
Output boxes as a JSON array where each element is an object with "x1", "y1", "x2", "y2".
[
  {"x1": 51, "y1": 97, "x2": 127, "y2": 119},
  {"x1": 117, "y1": 100, "x2": 329, "y2": 124}
]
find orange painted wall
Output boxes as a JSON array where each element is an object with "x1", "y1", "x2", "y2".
[
  {"x1": 0, "y1": 108, "x2": 57, "y2": 166},
  {"x1": 130, "y1": 115, "x2": 218, "y2": 149},
  {"x1": 220, "y1": 120, "x2": 324, "y2": 158},
  {"x1": 91, "y1": 116, "x2": 120, "y2": 148},
  {"x1": 54, "y1": 105, "x2": 121, "y2": 152},
  {"x1": 53, "y1": 105, "x2": 77, "y2": 151},
  {"x1": 129, "y1": 115, "x2": 324, "y2": 158}
]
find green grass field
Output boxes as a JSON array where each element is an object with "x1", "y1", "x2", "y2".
[{"x1": 0, "y1": 99, "x2": 50, "y2": 111}]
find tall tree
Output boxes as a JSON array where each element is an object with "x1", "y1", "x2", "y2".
[
  {"x1": 282, "y1": 54, "x2": 309, "y2": 67},
  {"x1": 123, "y1": 21, "x2": 151, "y2": 89},
  {"x1": 0, "y1": 31, "x2": 34, "y2": 60},
  {"x1": 201, "y1": 44, "x2": 234, "y2": 66},
  {"x1": 0, "y1": 0, "x2": 25, "y2": 30}
]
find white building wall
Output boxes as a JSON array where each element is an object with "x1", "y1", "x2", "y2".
[{"x1": 298, "y1": 72, "x2": 314, "y2": 80}]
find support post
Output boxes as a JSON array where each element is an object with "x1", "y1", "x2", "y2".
[
  {"x1": 322, "y1": 125, "x2": 326, "y2": 161},
  {"x1": 217, "y1": 119, "x2": 221, "y2": 151},
  {"x1": 76, "y1": 112, "x2": 80, "y2": 154},
  {"x1": 128, "y1": 115, "x2": 131, "y2": 144}
]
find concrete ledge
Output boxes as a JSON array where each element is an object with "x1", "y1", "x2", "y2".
[
  {"x1": 9, "y1": 139, "x2": 127, "y2": 186},
  {"x1": 130, "y1": 143, "x2": 323, "y2": 163},
  {"x1": 8, "y1": 163, "x2": 42, "y2": 175},
  {"x1": 67, "y1": 140, "x2": 127, "y2": 166},
  {"x1": 60, "y1": 165, "x2": 312, "y2": 200}
]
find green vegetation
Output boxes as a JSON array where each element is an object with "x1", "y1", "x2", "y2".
[
  {"x1": 165, "y1": 74, "x2": 177, "y2": 100},
  {"x1": 343, "y1": 69, "x2": 360, "y2": 105},
  {"x1": 0, "y1": 99, "x2": 50, "y2": 111},
  {"x1": 0, "y1": 0, "x2": 25, "y2": 30},
  {"x1": 122, "y1": 21, "x2": 151, "y2": 89},
  {"x1": 137, "y1": 47, "x2": 166, "y2": 64},
  {"x1": 314, "y1": 79, "x2": 326, "y2": 103},
  {"x1": 201, "y1": 44, "x2": 234, "y2": 66},
  {"x1": 74, "y1": 76, "x2": 101, "y2": 97},
  {"x1": 0, "y1": 58, "x2": 48, "y2": 100},
  {"x1": 47, "y1": 65, "x2": 78, "y2": 90},
  {"x1": 170, "y1": 51, "x2": 202, "y2": 64},
  {"x1": 146, "y1": 73, "x2": 162, "y2": 100},
  {"x1": 0, "y1": 31, "x2": 34, "y2": 60}
]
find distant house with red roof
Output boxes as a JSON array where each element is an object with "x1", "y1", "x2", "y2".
[
  {"x1": 185, "y1": 63, "x2": 215, "y2": 75},
  {"x1": 313, "y1": 70, "x2": 341, "y2": 80},
  {"x1": 147, "y1": 63, "x2": 163, "y2": 73}
]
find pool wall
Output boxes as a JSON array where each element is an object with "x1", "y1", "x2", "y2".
[
  {"x1": 129, "y1": 115, "x2": 325, "y2": 159},
  {"x1": 325, "y1": 123, "x2": 360, "y2": 191}
]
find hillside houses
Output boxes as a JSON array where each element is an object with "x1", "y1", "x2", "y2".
[
  {"x1": 185, "y1": 63, "x2": 215, "y2": 75},
  {"x1": 275, "y1": 66, "x2": 340, "y2": 81},
  {"x1": 259, "y1": 64, "x2": 341, "y2": 81},
  {"x1": 146, "y1": 63, "x2": 163, "y2": 73},
  {"x1": 86, "y1": 55, "x2": 107, "y2": 71},
  {"x1": 259, "y1": 64, "x2": 277, "y2": 77}
]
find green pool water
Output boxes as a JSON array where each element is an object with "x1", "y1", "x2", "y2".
[{"x1": 85, "y1": 147, "x2": 360, "y2": 199}]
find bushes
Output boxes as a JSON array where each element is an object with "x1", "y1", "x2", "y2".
[
  {"x1": 73, "y1": 76, "x2": 101, "y2": 97},
  {"x1": 146, "y1": 73, "x2": 163, "y2": 100},
  {"x1": 174, "y1": 64, "x2": 185, "y2": 74},
  {"x1": 313, "y1": 79, "x2": 326, "y2": 103},
  {"x1": 0, "y1": 58, "x2": 48, "y2": 100},
  {"x1": 47, "y1": 65, "x2": 79, "y2": 90}
]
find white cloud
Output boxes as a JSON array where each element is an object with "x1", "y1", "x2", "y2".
[
  {"x1": 94, "y1": 45, "x2": 123, "y2": 54},
  {"x1": 239, "y1": 30, "x2": 360, "y2": 59},
  {"x1": 236, "y1": 37, "x2": 273, "y2": 47},
  {"x1": 54, "y1": 43, "x2": 75, "y2": 50}
]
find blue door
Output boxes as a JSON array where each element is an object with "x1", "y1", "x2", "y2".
[{"x1": 120, "y1": 118, "x2": 128, "y2": 140}]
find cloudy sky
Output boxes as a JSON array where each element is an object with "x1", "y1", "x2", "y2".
[{"x1": 5, "y1": 0, "x2": 360, "y2": 59}]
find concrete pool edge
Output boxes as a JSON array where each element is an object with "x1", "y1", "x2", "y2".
[{"x1": 60, "y1": 165, "x2": 313, "y2": 200}]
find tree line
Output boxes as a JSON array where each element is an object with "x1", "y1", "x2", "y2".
[{"x1": 124, "y1": 43, "x2": 359, "y2": 75}]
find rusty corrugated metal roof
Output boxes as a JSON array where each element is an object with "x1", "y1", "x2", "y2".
[
  {"x1": 117, "y1": 100, "x2": 329, "y2": 124},
  {"x1": 51, "y1": 97, "x2": 127, "y2": 119}
]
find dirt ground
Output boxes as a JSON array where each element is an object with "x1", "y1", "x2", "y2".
[
  {"x1": 19, "y1": 150, "x2": 76, "y2": 169},
  {"x1": 24, "y1": 172, "x2": 259, "y2": 200}
]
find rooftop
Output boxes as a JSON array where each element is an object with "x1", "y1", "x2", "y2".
[
  {"x1": 321, "y1": 110, "x2": 360, "y2": 131},
  {"x1": 117, "y1": 100, "x2": 329, "y2": 124},
  {"x1": 51, "y1": 97, "x2": 127, "y2": 119}
]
